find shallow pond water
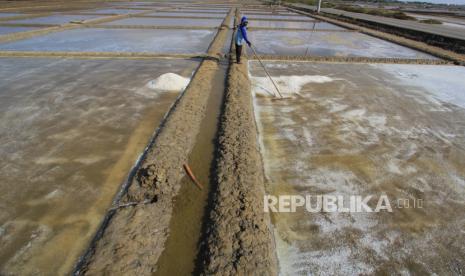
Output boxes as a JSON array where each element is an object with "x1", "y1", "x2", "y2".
[{"x1": 0, "y1": 57, "x2": 199, "y2": 275}]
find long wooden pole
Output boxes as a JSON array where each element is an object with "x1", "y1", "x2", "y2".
[{"x1": 250, "y1": 45, "x2": 284, "y2": 99}]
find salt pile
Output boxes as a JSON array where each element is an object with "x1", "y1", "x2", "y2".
[
  {"x1": 250, "y1": 75, "x2": 335, "y2": 96},
  {"x1": 147, "y1": 73, "x2": 190, "y2": 92}
]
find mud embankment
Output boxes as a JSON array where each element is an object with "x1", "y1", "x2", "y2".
[
  {"x1": 199, "y1": 10, "x2": 277, "y2": 275},
  {"x1": 287, "y1": 7, "x2": 465, "y2": 65},
  {"x1": 73, "y1": 10, "x2": 234, "y2": 276}
]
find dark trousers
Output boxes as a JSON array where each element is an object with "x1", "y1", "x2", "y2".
[{"x1": 235, "y1": 44, "x2": 242, "y2": 63}]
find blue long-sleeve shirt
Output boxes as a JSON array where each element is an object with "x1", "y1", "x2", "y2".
[{"x1": 235, "y1": 17, "x2": 251, "y2": 46}]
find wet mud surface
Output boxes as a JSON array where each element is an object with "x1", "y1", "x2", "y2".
[
  {"x1": 0, "y1": 57, "x2": 199, "y2": 275},
  {"x1": 250, "y1": 61, "x2": 465, "y2": 275}
]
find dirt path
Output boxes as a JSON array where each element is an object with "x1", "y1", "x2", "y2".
[{"x1": 199, "y1": 10, "x2": 278, "y2": 275}]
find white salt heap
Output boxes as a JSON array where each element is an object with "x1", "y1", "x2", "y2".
[
  {"x1": 147, "y1": 73, "x2": 190, "y2": 92},
  {"x1": 250, "y1": 75, "x2": 335, "y2": 97}
]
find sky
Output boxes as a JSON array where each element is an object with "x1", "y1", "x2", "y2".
[{"x1": 401, "y1": 0, "x2": 465, "y2": 4}]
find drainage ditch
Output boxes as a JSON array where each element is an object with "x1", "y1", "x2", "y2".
[{"x1": 153, "y1": 56, "x2": 228, "y2": 276}]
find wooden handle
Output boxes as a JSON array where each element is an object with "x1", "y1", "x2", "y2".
[{"x1": 250, "y1": 46, "x2": 284, "y2": 98}]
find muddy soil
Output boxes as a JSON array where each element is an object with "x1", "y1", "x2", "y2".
[
  {"x1": 199, "y1": 40, "x2": 277, "y2": 274},
  {"x1": 153, "y1": 58, "x2": 227, "y2": 276}
]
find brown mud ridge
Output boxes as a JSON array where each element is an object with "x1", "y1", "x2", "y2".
[
  {"x1": 73, "y1": 10, "x2": 235, "y2": 275},
  {"x1": 288, "y1": 7, "x2": 465, "y2": 65},
  {"x1": 199, "y1": 51, "x2": 277, "y2": 274}
]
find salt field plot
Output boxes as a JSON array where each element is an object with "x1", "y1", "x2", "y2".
[
  {"x1": 250, "y1": 30, "x2": 436, "y2": 58},
  {"x1": 147, "y1": 11, "x2": 226, "y2": 18},
  {"x1": 245, "y1": 14, "x2": 314, "y2": 20},
  {"x1": 0, "y1": 28, "x2": 215, "y2": 53},
  {"x1": 0, "y1": 26, "x2": 42, "y2": 35},
  {"x1": 0, "y1": 57, "x2": 199, "y2": 275},
  {"x1": 4, "y1": 14, "x2": 102, "y2": 24},
  {"x1": 241, "y1": 11, "x2": 297, "y2": 15},
  {"x1": 250, "y1": 20, "x2": 345, "y2": 30},
  {"x1": 250, "y1": 61, "x2": 465, "y2": 275},
  {"x1": 103, "y1": 17, "x2": 222, "y2": 27},
  {"x1": 169, "y1": 8, "x2": 229, "y2": 13},
  {"x1": 82, "y1": 8, "x2": 147, "y2": 14},
  {"x1": 118, "y1": 1, "x2": 153, "y2": 5},
  {"x1": 242, "y1": 9, "x2": 289, "y2": 13},
  {"x1": 0, "y1": 13, "x2": 21, "y2": 18}
]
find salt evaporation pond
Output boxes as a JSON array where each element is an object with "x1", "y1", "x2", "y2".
[
  {"x1": 0, "y1": 13, "x2": 21, "y2": 18},
  {"x1": 146, "y1": 11, "x2": 226, "y2": 17},
  {"x1": 83, "y1": 8, "x2": 147, "y2": 14},
  {"x1": 5, "y1": 14, "x2": 103, "y2": 25},
  {"x1": 0, "y1": 26, "x2": 42, "y2": 35},
  {"x1": 245, "y1": 14, "x2": 313, "y2": 20},
  {"x1": 249, "y1": 20, "x2": 345, "y2": 30},
  {"x1": 0, "y1": 28, "x2": 215, "y2": 53},
  {"x1": 103, "y1": 17, "x2": 223, "y2": 27},
  {"x1": 250, "y1": 61, "x2": 465, "y2": 275},
  {"x1": 249, "y1": 30, "x2": 437, "y2": 58},
  {"x1": 0, "y1": 57, "x2": 199, "y2": 275}
]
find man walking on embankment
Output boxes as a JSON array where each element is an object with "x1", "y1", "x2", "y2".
[{"x1": 235, "y1": 16, "x2": 252, "y2": 64}]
